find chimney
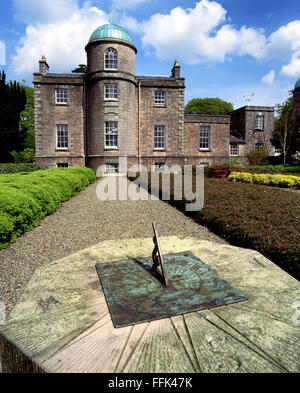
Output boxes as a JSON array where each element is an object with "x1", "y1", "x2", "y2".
[
  {"x1": 39, "y1": 55, "x2": 49, "y2": 75},
  {"x1": 171, "y1": 59, "x2": 180, "y2": 79}
]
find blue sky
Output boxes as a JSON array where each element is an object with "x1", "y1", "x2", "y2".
[{"x1": 1, "y1": 0, "x2": 300, "y2": 109}]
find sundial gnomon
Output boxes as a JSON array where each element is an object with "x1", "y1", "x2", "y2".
[{"x1": 95, "y1": 222, "x2": 247, "y2": 328}]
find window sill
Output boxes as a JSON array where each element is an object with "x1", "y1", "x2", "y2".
[
  {"x1": 104, "y1": 99, "x2": 119, "y2": 102},
  {"x1": 56, "y1": 148, "x2": 69, "y2": 151},
  {"x1": 104, "y1": 147, "x2": 119, "y2": 150},
  {"x1": 55, "y1": 103, "x2": 68, "y2": 106},
  {"x1": 199, "y1": 149, "x2": 211, "y2": 152},
  {"x1": 154, "y1": 105, "x2": 166, "y2": 108},
  {"x1": 104, "y1": 69, "x2": 118, "y2": 72},
  {"x1": 153, "y1": 149, "x2": 166, "y2": 152}
]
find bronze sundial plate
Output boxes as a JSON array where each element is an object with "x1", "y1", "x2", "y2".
[{"x1": 95, "y1": 251, "x2": 247, "y2": 328}]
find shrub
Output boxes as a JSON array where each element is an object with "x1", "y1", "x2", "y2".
[
  {"x1": 0, "y1": 167, "x2": 96, "y2": 249},
  {"x1": 228, "y1": 171, "x2": 300, "y2": 189},
  {"x1": 292, "y1": 151, "x2": 300, "y2": 164},
  {"x1": 206, "y1": 165, "x2": 230, "y2": 178},
  {"x1": 246, "y1": 149, "x2": 269, "y2": 165},
  {"x1": 10, "y1": 148, "x2": 35, "y2": 163},
  {"x1": 229, "y1": 156, "x2": 241, "y2": 166},
  {"x1": 206, "y1": 165, "x2": 241, "y2": 178},
  {"x1": 0, "y1": 163, "x2": 46, "y2": 174}
]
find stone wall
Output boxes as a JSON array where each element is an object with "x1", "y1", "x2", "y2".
[
  {"x1": 136, "y1": 76, "x2": 185, "y2": 170},
  {"x1": 230, "y1": 106, "x2": 275, "y2": 155},
  {"x1": 184, "y1": 114, "x2": 230, "y2": 165},
  {"x1": 34, "y1": 73, "x2": 85, "y2": 168},
  {"x1": 293, "y1": 89, "x2": 300, "y2": 117},
  {"x1": 85, "y1": 39, "x2": 137, "y2": 169}
]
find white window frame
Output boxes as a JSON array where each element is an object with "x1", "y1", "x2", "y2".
[
  {"x1": 255, "y1": 142, "x2": 264, "y2": 150},
  {"x1": 199, "y1": 126, "x2": 210, "y2": 150},
  {"x1": 56, "y1": 163, "x2": 68, "y2": 168},
  {"x1": 154, "y1": 125, "x2": 166, "y2": 150},
  {"x1": 56, "y1": 124, "x2": 68, "y2": 150},
  {"x1": 154, "y1": 91, "x2": 166, "y2": 107},
  {"x1": 105, "y1": 163, "x2": 119, "y2": 173},
  {"x1": 105, "y1": 121, "x2": 118, "y2": 149},
  {"x1": 55, "y1": 89, "x2": 68, "y2": 104},
  {"x1": 230, "y1": 143, "x2": 239, "y2": 156},
  {"x1": 154, "y1": 163, "x2": 165, "y2": 172},
  {"x1": 104, "y1": 83, "x2": 118, "y2": 100},
  {"x1": 255, "y1": 114, "x2": 264, "y2": 130},
  {"x1": 104, "y1": 48, "x2": 118, "y2": 70}
]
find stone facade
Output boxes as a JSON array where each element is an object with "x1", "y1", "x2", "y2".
[
  {"x1": 293, "y1": 86, "x2": 300, "y2": 116},
  {"x1": 230, "y1": 106, "x2": 275, "y2": 157},
  {"x1": 184, "y1": 115, "x2": 230, "y2": 165},
  {"x1": 34, "y1": 62, "x2": 85, "y2": 168},
  {"x1": 34, "y1": 26, "x2": 276, "y2": 170}
]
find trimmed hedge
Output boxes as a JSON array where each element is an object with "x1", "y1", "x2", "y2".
[
  {"x1": 0, "y1": 163, "x2": 47, "y2": 174},
  {"x1": 0, "y1": 167, "x2": 96, "y2": 249},
  {"x1": 129, "y1": 173, "x2": 300, "y2": 280},
  {"x1": 221, "y1": 163, "x2": 300, "y2": 175},
  {"x1": 228, "y1": 171, "x2": 300, "y2": 188}
]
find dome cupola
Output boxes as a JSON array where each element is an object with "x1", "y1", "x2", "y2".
[
  {"x1": 294, "y1": 77, "x2": 300, "y2": 90},
  {"x1": 88, "y1": 24, "x2": 134, "y2": 45}
]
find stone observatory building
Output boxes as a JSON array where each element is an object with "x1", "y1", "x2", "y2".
[{"x1": 34, "y1": 23, "x2": 276, "y2": 170}]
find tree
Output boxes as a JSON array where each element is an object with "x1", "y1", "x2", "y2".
[
  {"x1": 274, "y1": 94, "x2": 300, "y2": 164},
  {"x1": 185, "y1": 97, "x2": 234, "y2": 115},
  {"x1": 0, "y1": 71, "x2": 27, "y2": 162},
  {"x1": 19, "y1": 81, "x2": 35, "y2": 149},
  {"x1": 72, "y1": 64, "x2": 87, "y2": 73}
]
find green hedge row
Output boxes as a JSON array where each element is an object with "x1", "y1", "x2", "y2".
[
  {"x1": 222, "y1": 163, "x2": 300, "y2": 175},
  {"x1": 129, "y1": 173, "x2": 300, "y2": 280},
  {"x1": 0, "y1": 167, "x2": 96, "y2": 249},
  {"x1": 0, "y1": 163, "x2": 47, "y2": 174}
]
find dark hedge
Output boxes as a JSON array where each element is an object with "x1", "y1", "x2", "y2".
[
  {"x1": 129, "y1": 173, "x2": 300, "y2": 280},
  {"x1": 0, "y1": 163, "x2": 47, "y2": 174}
]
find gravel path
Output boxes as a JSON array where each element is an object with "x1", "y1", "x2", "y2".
[{"x1": 0, "y1": 178, "x2": 226, "y2": 316}]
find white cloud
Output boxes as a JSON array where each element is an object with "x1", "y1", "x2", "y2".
[
  {"x1": 262, "y1": 70, "x2": 275, "y2": 84},
  {"x1": 281, "y1": 42, "x2": 300, "y2": 77},
  {"x1": 119, "y1": 14, "x2": 143, "y2": 34},
  {"x1": 141, "y1": 0, "x2": 266, "y2": 64},
  {"x1": 111, "y1": 0, "x2": 150, "y2": 11},
  {"x1": 0, "y1": 41, "x2": 6, "y2": 65},
  {"x1": 13, "y1": 0, "x2": 79, "y2": 25},
  {"x1": 139, "y1": 0, "x2": 300, "y2": 77},
  {"x1": 12, "y1": 3, "x2": 109, "y2": 75},
  {"x1": 264, "y1": 21, "x2": 300, "y2": 60}
]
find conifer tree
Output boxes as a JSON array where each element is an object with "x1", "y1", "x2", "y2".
[{"x1": 0, "y1": 71, "x2": 26, "y2": 162}]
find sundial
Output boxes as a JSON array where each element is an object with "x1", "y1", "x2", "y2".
[{"x1": 95, "y1": 222, "x2": 247, "y2": 328}]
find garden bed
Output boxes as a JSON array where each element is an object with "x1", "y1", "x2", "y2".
[
  {"x1": 228, "y1": 171, "x2": 300, "y2": 189},
  {"x1": 0, "y1": 167, "x2": 96, "y2": 249},
  {"x1": 129, "y1": 173, "x2": 300, "y2": 280}
]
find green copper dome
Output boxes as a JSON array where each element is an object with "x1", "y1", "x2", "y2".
[
  {"x1": 89, "y1": 24, "x2": 133, "y2": 45},
  {"x1": 294, "y1": 78, "x2": 300, "y2": 90}
]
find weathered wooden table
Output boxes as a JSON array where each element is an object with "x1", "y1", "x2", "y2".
[{"x1": 1, "y1": 236, "x2": 299, "y2": 373}]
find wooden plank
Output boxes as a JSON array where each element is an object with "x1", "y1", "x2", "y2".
[
  {"x1": 120, "y1": 318, "x2": 197, "y2": 373},
  {"x1": 183, "y1": 311, "x2": 284, "y2": 373},
  {"x1": 41, "y1": 314, "x2": 134, "y2": 373}
]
